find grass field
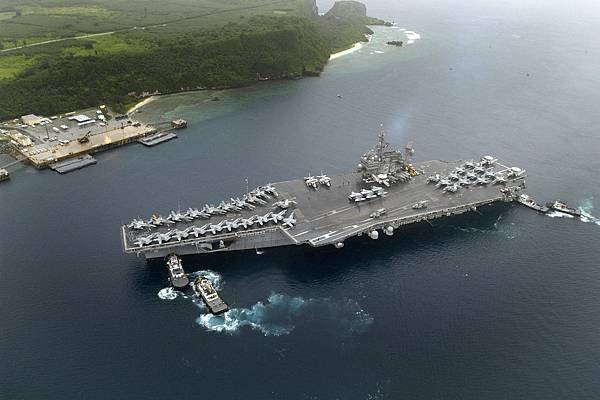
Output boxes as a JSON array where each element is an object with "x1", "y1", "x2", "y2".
[{"x1": 0, "y1": 55, "x2": 36, "y2": 80}]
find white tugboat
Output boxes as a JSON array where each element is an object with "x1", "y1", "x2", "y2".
[{"x1": 193, "y1": 276, "x2": 228, "y2": 315}]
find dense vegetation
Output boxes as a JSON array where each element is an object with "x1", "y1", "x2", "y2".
[{"x1": 0, "y1": 0, "x2": 386, "y2": 120}]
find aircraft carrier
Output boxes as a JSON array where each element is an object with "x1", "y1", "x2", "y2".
[{"x1": 120, "y1": 129, "x2": 527, "y2": 259}]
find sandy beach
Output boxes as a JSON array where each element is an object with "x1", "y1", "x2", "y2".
[
  {"x1": 127, "y1": 96, "x2": 156, "y2": 114},
  {"x1": 329, "y1": 42, "x2": 364, "y2": 60}
]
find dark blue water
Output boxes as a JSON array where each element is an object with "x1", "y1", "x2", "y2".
[{"x1": 2, "y1": 0, "x2": 600, "y2": 398}]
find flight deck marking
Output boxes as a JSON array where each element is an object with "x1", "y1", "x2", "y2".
[{"x1": 294, "y1": 230, "x2": 310, "y2": 237}]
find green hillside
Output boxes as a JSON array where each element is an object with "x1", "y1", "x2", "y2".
[{"x1": 0, "y1": 0, "x2": 385, "y2": 119}]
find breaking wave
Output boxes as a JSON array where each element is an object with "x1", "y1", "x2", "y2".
[
  {"x1": 405, "y1": 30, "x2": 421, "y2": 44},
  {"x1": 195, "y1": 293, "x2": 373, "y2": 336},
  {"x1": 158, "y1": 287, "x2": 179, "y2": 300}
]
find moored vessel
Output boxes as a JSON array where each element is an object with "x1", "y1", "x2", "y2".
[{"x1": 165, "y1": 253, "x2": 189, "y2": 289}]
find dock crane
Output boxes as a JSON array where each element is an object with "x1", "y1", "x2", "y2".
[{"x1": 77, "y1": 130, "x2": 91, "y2": 144}]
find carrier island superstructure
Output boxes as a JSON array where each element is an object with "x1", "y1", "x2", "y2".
[{"x1": 121, "y1": 130, "x2": 529, "y2": 260}]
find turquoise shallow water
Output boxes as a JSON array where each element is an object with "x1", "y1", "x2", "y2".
[{"x1": 2, "y1": 0, "x2": 600, "y2": 398}]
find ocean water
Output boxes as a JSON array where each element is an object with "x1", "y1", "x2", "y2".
[{"x1": 2, "y1": 0, "x2": 600, "y2": 398}]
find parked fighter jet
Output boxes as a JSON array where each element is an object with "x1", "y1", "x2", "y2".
[
  {"x1": 272, "y1": 199, "x2": 297, "y2": 209},
  {"x1": 437, "y1": 178, "x2": 452, "y2": 188},
  {"x1": 269, "y1": 210, "x2": 287, "y2": 223},
  {"x1": 427, "y1": 174, "x2": 441, "y2": 183},
  {"x1": 464, "y1": 161, "x2": 475, "y2": 169},
  {"x1": 204, "y1": 204, "x2": 226, "y2": 215},
  {"x1": 317, "y1": 172, "x2": 331, "y2": 187},
  {"x1": 474, "y1": 165, "x2": 486, "y2": 174},
  {"x1": 168, "y1": 210, "x2": 193, "y2": 222},
  {"x1": 262, "y1": 184, "x2": 278, "y2": 196},
  {"x1": 223, "y1": 219, "x2": 240, "y2": 231},
  {"x1": 154, "y1": 232, "x2": 172, "y2": 244},
  {"x1": 304, "y1": 174, "x2": 319, "y2": 189},
  {"x1": 170, "y1": 229, "x2": 189, "y2": 241},
  {"x1": 134, "y1": 235, "x2": 154, "y2": 247},
  {"x1": 349, "y1": 191, "x2": 363, "y2": 201},
  {"x1": 412, "y1": 200, "x2": 428, "y2": 209},
  {"x1": 208, "y1": 222, "x2": 225, "y2": 235},
  {"x1": 282, "y1": 212, "x2": 296, "y2": 228},
  {"x1": 239, "y1": 216, "x2": 256, "y2": 229},
  {"x1": 493, "y1": 175, "x2": 507, "y2": 184},
  {"x1": 466, "y1": 172, "x2": 477, "y2": 180},
  {"x1": 481, "y1": 155, "x2": 498, "y2": 166},
  {"x1": 458, "y1": 178, "x2": 471, "y2": 186},
  {"x1": 443, "y1": 183, "x2": 459, "y2": 193},
  {"x1": 476, "y1": 177, "x2": 490, "y2": 185},
  {"x1": 371, "y1": 186, "x2": 387, "y2": 196},
  {"x1": 455, "y1": 167, "x2": 466, "y2": 175},
  {"x1": 187, "y1": 208, "x2": 210, "y2": 219},
  {"x1": 128, "y1": 219, "x2": 152, "y2": 230},
  {"x1": 507, "y1": 167, "x2": 526, "y2": 178},
  {"x1": 256, "y1": 212, "x2": 272, "y2": 226},
  {"x1": 371, "y1": 173, "x2": 391, "y2": 187},
  {"x1": 189, "y1": 224, "x2": 210, "y2": 237},
  {"x1": 150, "y1": 215, "x2": 173, "y2": 226}
]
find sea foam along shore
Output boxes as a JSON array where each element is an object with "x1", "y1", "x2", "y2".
[
  {"x1": 329, "y1": 41, "x2": 364, "y2": 60},
  {"x1": 127, "y1": 96, "x2": 157, "y2": 114}
]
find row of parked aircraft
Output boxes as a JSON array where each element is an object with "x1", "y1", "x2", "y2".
[
  {"x1": 305, "y1": 172, "x2": 331, "y2": 189},
  {"x1": 426, "y1": 156, "x2": 519, "y2": 194},
  {"x1": 348, "y1": 186, "x2": 388, "y2": 202},
  {"x1": 127, "y1": 184, "x2": 278, "y2": 230},
  {"x1": 133, "y1": 211, "x2": 297, "y2": 247}
]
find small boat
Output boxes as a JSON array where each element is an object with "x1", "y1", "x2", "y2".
[
  {"x1": 193, "y1": 276, "x2": 228, "y2": 315},
  {"x1": 517, "y1": 194, "x2": 549, "y2": 213},
  {"x1": 546, "y1": 200, "x2": 581, "y2": 217},
  {"x1": 165, "y1": 254, "x2": 189, "y2": 289}
]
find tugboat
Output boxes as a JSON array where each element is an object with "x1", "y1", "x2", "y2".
[
  {"x1": 193, "y1": 276, "x2": 228, "y2": 315},
  {"x1": 518, "y1": 194, "x2": 549, "y2": 213},
  {"x1": 546, "y1": 200, "x2": 581, "y2": 217},
  {"x1": 0, "y1": 168, "x2": 9, "y2": 182},
  {"x1": 165, "y1": 254, "x2": 189, "y2": 289}
]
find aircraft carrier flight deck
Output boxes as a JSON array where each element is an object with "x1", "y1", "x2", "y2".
[{"x1": 121, "y1": 130, "x2": 527, "y2": 259}]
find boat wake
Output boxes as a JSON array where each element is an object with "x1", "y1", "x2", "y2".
[
  {"x1": 545, "y1": 198, "x2": 600, "y2": 226},
  {"x1": 195, "y1": 293, "x2": 373, "y2": 336},
  {"x1": 577, "y1": 198, "x2": 600, "y2": 226},
  {"x1": 158, "y1": 287, "x2": 179, "y2": 300},
  {"x1": 189, "y1": 269, "x2": 223, "y2": 290}
]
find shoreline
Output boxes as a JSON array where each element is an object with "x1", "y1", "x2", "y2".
[
  {"x1": 127, "y1": 96, "x2": 157, "y2": 114},
  {"x1": 329, "y1": 41, "x2": 364, "y2": 61},
  {"x1": 128, "y1": 35, "x2": 374, "y2": 114}
]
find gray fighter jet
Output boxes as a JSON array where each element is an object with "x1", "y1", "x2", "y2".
[
  {"x1": 282, "y1": 211, "x2": 297, "y2": 228},
  {"x1": 128, "y1": 219, "x2": 152, "y2": 230}
]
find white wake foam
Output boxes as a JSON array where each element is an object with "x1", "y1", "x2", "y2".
[
  {"x1": 577, "y1": 199, "x2": 600, "y2": 226},
  {"x1": 195, "y1": 293, "x2": 373, "y2": 336},
  {"x1": 189, "y1": 269, "x2": 223, "y2": 290},
  {"x1": 546, "y1": 210, "x2": 575, "y2": 219},
  {"x1": 374, "y1": 50, "x2": 384, "y2": 54},
  {"x1": 158, "y1": 287, "x2": 178, "y2": 300}
]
